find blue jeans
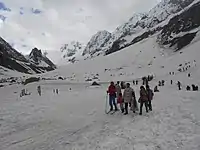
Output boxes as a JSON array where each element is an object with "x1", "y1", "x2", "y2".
[{"x1": 109, "y1": 95, "x2": 117, "y2": 111}]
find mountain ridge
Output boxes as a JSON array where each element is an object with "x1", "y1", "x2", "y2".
[{"x1": 0, "y1": 36, "x2": 56, "y2": 74}]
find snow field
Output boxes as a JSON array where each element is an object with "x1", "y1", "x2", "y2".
[{"x1": 0, "y1": 33, "x2": 200, "y2": 149}]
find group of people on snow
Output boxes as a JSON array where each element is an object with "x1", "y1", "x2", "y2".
[{"x1": 107, "y1": 81, "x2": 154, "y2": 115}]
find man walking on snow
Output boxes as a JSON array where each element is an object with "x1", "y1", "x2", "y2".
[
  {"x1": 107, "y1": 82, "x2": 118, "y2": 111},
  {"x1": 123, "y1": 83, "x2": 136, "y2": 115}
]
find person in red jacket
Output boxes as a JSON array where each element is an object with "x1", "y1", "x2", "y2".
[{"x1": 107, "y1": 81, "x2": 118, "y2": 111}]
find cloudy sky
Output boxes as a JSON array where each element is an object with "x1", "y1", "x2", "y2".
[{"x1": 0, "y1": 0, "x2": 160, "y2": 54}]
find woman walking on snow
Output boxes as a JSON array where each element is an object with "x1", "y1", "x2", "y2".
[
  {"x1": 107, "y1": 82, "x2": 118, "y2": 111},
  {"x1": 139, "y1": 86, "x2": 149, "y2": 115}
]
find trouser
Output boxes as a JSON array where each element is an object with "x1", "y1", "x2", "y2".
[
  {"x1": 140, "y1": 101, "x2": 148, "y2": 114},
  {"x1": 130, "y1": 100, "x2": 137, "y2": 112},
  {"x1": 119, "y1": 103, "x2": 124, "y2": 112},
  {"x1": 125, "y1": 103, "x2": 129, "y2": 114},
  {"x1": 109, "y1": 95, "x2": 117, "y2": 111},
  {"x1": 134, "y1": 99, "x2": 138, "y2": 111},
  {"x1": 148, "y1": 100, "x2": 152, "y2": 111}
]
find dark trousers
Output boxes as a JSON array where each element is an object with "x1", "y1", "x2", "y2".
[
  {"x1": 125, "y1": 103, "x2": 129, "y2": 114},
  {"x1": 140, "y1": 101, "x2": 148, "y2": 114},
  {"x1": 148, "y1": 100, "x2": 152, "y2": 111},
  {"x1": 109, "y1": 95, "x2": 117, "y2": 111}
]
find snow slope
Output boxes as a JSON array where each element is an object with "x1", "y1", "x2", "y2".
[
  {"x1": 43, "y1": 32, "x2": 199, "y2": 85},
  {"x1": 82, "y1": 0, "x2": 196, "y2": 58},
  {"x1": 1, "y1": 32, "x2": 200, "y2": 149},
  {"x1": 0, "y1": 52, "x2": 200, "y2": 150},
  {"x1": 1, "y1": 1, "x2": 200, "y2": 149}
]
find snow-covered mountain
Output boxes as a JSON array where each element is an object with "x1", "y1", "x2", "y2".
[
  {"x1": 59, "y1": 41, "x2": 85, "y2": 63},
  {"x1": 28, "y1": 48, "x2": 56, "y2": 69},
  {"x1": 60, "y1": 41, "x2": 84, "y2": 58},
  {"x1": 0, "y1": 36, "x2": 56, "y2": 74},
  {"x1": 82, "y1": 30, "x2": 111, "y2": 57},
  {"x1": 82, "y1": 0, "x2": 197, "y2": 57}
]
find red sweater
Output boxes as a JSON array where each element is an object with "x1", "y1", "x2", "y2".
[
  {"x1": 117, "y1": 96, "x2": 123, "y2": 104},
  {"x1": 108, "y1": 85, "x2": 116, "y2": 95}
]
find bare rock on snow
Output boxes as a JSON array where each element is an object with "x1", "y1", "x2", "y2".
[
  {"x1": 91, "y1": 81, "x2": 100, "y2": 86},
  {"x1": 24, "y1": 77, "x2": 40, "y2": 85}
]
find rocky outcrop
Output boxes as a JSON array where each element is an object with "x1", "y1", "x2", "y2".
[
  {"x1": 61, "y1": 41, "x2": 84, "y2": 58},
  {"x1": 29, "y1": 48, "x2": 56, "y2": 70},
  {"x1": 83, "y1": 0, "x2": 196, "y2": 57},
  {"x1": 82, "y1": 30, "x2": 111, "y2": 57},
  {"x1": 0, "y1": 36, "x2": 56, "y2": 74},
  {"x1": 157, "y1": 1, "x2": 200, "y2": 51}
]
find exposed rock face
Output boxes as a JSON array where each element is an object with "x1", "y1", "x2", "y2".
[
  {"x1": 28, "y1": 48, "x2": 56, "y2": 70},
  {"x1": 60, "y1": 41, "x2": 84, "y2": 58},
  {"x1": 82, "y1": 30, "x2": 111, "y2": 57},
  {"x1": 157, "y1": 1, "x2": 200, "y2": 51},
  {"x1": 0, "y1": 37, "x2": 56, "y2": 74},
  {"x1": 83, "y1": 0, "x2": 197, "y2": 57}
]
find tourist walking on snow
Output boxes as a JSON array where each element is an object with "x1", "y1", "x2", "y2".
[
  {"x1": 146, "y1": 85, "x2": 154, "y2": 111},
  {"x1": 139, "y1": 86, "x2": 148, "y2": 115},
  {"x1": 37, "y1": 85, "x2": 41, "y2": 96},
  {"x1": 123, "y1": 83, "x2": 135, "y2": 115},
  {"x1": 115, "y1": 81, "x2": 122, "y2": 99},
  {"x1": 107, "y1": 82, "x2": 118, "y2": 111},
  {"x1": 177, "y1": 81, "x2": 181, "y2": 90},
  {"x1": 132, "y1": 82, "x2": 138, "y2": 111},
  {"x1": 117, "y1": 93, "x2": 124, "y2": 113}
]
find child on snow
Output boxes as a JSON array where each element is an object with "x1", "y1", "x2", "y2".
[{"x1": 117, "y1": 93, "x2": 124, "y2": 113}]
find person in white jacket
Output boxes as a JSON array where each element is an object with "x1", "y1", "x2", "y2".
[{"x1": 123, "y1": 83, "x2": 136, "y2": 115}]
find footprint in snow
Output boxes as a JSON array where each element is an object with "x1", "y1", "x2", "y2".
[{"x1": 88, "y1": 110, "x2": 96, "y2": 116}]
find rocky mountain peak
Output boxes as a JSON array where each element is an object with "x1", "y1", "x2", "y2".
[
  {"x1": 82, "y1": 30, "x2": 111, "y2": 56},
  {"x1": 60, "y1": 41, "x2": 84, "y2": 58},
  {"x1": 29, "y1": 48, "x2": 43, "y2": 62}
]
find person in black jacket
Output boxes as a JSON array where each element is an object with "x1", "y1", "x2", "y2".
[{"x1": 146, "y1": 85, "x2": 154, "y2": 111}]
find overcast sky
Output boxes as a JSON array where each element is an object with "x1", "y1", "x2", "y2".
[{"x1": 0, "y1": 0, "x2": 160, "y2": 54}]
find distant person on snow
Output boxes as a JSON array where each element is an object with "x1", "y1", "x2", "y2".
[
  {"x1": 136, "y1": 80, "x2": 138, "y2": 85},
  {"x1": 177, "y1": 81, "x2": 181, "y2": 90},
  {"x1": 186, "y1": 86, "x2": 191, "y2": 91},
  {"x1": 154, "y1": 86, "x2": 159, "y2": 92},
  {"x1": 139, "y1": 86, "x2": 149, "y2": 115},
  {"x1": 117, "y1": 93, "x2": 124, "y2": 113},
  {"x1": 123, "y1": 83, "x2": 136, "y2": 115},
  {"x1": 115, "y1": 81, "x2": 122, "y2": 99},
  {"x1": 146, "y1": 85, "x2": 154, "y2": 111},
  {"x1": 107, "y1": 82, "x2": 118, "y2": 111},
  {"x1": 158, "y1": 81, "x2": 162, "y2": 86},
  {"x1": 56, "y1": 89, "x2": 59, "y2": 94},
  {"x1": 37, "y1": 85, "x2": 41, "y2": 96},
  {"x1": 161, "y1": 80, "x2": 165, "y2": 86}
]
